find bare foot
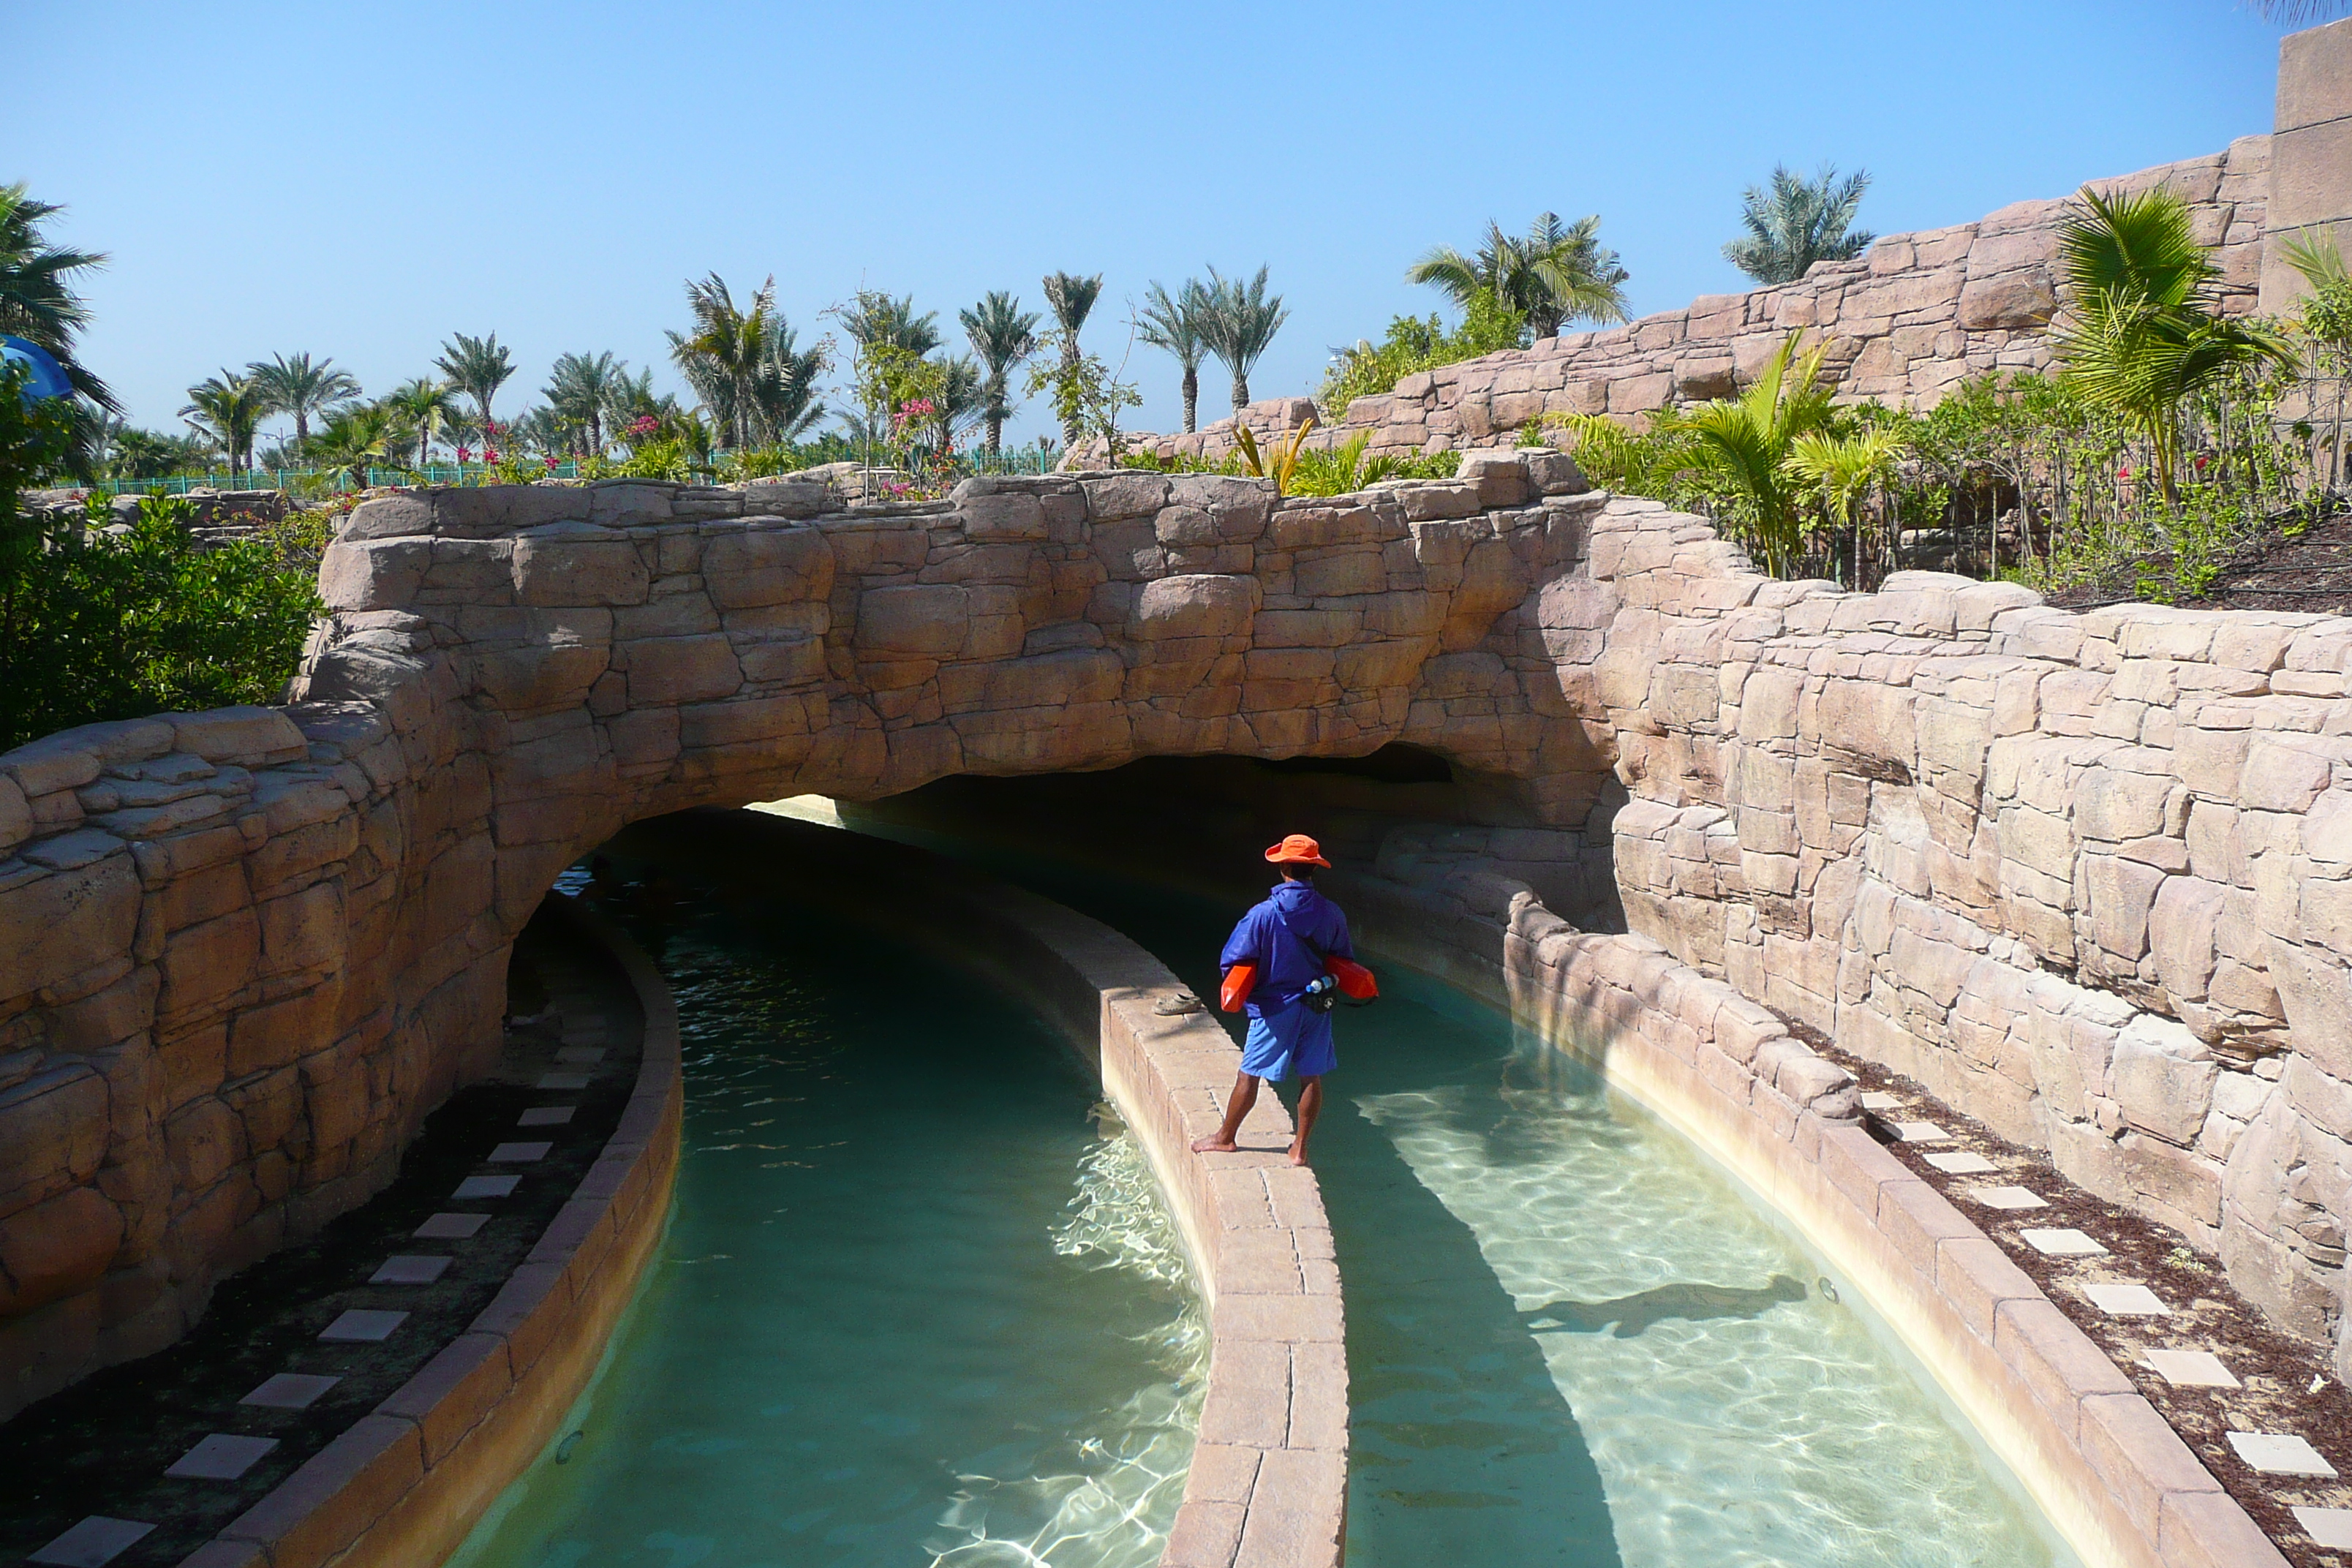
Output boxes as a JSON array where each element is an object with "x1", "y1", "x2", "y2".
[
  {"x1": 1191, "y1": 1134, "x2": 1238, "y2": 1153},
  {"x1": 1287, "y1": 1146, "x2": 1310, "y2": 1166}
]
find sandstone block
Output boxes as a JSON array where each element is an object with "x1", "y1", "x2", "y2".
[
  {"x1": 0, "y1": 1186, "x2": 122, "y2": 1313},
  {"x1": 510, "y1": 529, "x2": 649, "y2": 606},
  {"x1": 702, "y1": 527, "x2": 834, "y2": 609},
  {"x1": 856, "y1": 584, "x2": 970, "y2": 657},
  {"x1": 1134, "y1": 575, "x2": 1256, "y2": 641},
  {"x1": 625, "y1": 634, "x2": 744, "y2": 707}
]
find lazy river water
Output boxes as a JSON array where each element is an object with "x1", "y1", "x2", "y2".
[{"x1": 453, "y1": 811, "x2": 2077, "y2": 1568}]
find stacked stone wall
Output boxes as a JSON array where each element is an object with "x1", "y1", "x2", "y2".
[{"x1": 1096, "y1": 139, "x2": 2270, "y2": 470}]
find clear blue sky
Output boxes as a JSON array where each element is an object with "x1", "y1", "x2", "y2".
[{"x1": 5, "y1": 0, "x2": 2295, "y2": 450}]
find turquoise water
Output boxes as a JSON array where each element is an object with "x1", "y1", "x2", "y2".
[
  {"x1": 456, "y1": 812, "x2": 2074, "y2": 1567},
  {"x1": 448, "y1": 851, "x2": 1203, "y2": 1568}
]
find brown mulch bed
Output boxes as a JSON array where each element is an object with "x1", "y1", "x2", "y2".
[
  {"x1": 2043, "y1": 503, "x2": 2352, "y2": 617},
  {"x1": 1789, "y1": 1024, "x2": 2352, "y2": 1564}
]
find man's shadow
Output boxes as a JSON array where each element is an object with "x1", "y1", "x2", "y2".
[{"x1": 1519, "y1": 1275, "x2": 1809, "y2": 1338}]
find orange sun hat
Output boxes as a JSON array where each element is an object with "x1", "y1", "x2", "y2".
[{"x1": 1264, "y1": 833, "x2": 1332, "y2": 867}]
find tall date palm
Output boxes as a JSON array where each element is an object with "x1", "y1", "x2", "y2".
[
  {"x1": 960, "y1": 291, "x2": 1040, "y2": 455},
  {"x1": 1137, "y1": 279, "x2": 1213, "y2": 433},
  {"x1": 1723, "y1": 165, "x2": 1875, "y2": 285},
  {"x1": 1198, "y1": 265, "x2": 1289, "y2": 413},
  {"x1": 668, "y1": 274, "x2": 826, "y2": 449},
  {"x1": 1409, "y1": 212, "x2": 1629, "y2": 340},
  {"x1": 433, "y1": 331, "x2": 518, "y2": 442},
  {"x1": 246, "y1": 351, "x2": 358, "y2": 452},
  {"x1": 1041, "y1": 271, "x2": 1104, "y2": 449},
  {"x1": 180, "y1": 371, "x2": 267, "y2": 477},
  {"x1": 385, "y1": 377, "x2": 461, "y2": 466},
  {"x1": 544, "y1": 351, "x2": 629, "y2": 456}
]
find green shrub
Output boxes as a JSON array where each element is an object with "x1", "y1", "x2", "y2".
[
  {"x1": 1, "y1": 496, "x2": 324, "y2": 750},
  {"x1": 1319, "y1": 292, "x2": 1529, "y2": 421}
]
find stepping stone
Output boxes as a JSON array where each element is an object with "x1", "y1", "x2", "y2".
[
  {"x1": 1859, "y1": 1091, "x2": 1907, "y2": 1111},
  {"x1": 320, "y1": 1309, "x2": 408, "y2": 1343},
  {"x1": 1889, "y1": 1122, "x2": 1951, "y2": 1143},
  {"x1": 1969, "y1": 1186, "x2": 2048, "y2": 1210},
  {"x1": 2228, "y1": 1431, "x2": 2338, "y2": 1477},
  {"x1": 555, "y1": 1047, "x2": 606, "y2": 1064},
  {"x1": 371, "y1": 1255, "x2": 452, "y2": 1285},
  {"x1": 29, "y1": 1518, "x2": 155, "y2": 1567},
  {"x1": 2144, "y1": 1349, "x2": 2240, "y2": 1389},
  {"x1": 453, "y1": 1175, "x2": 520, "y2": 1199},
  {"x1": 2020, "y1": 1227, "x2": 2108, "y2": 1257},
  {"x1": 2293, "y1": 1507, "x2": 2352, "y2": 1550},
  {"x1": 489, "y1": 1142, "x2": 552, "y2": 1163},
  {"x1": 536, "y1": 1072, "x2": 592, "y2": 1090},
  {"x1": 1923, "y1": 1151, "x2": 1999, "y2": 1175},
  {"x1": 2082, "y1": 1282, "x2": 2171, "y2": 1316},
  {"x1": 241, "y1": 1373, "x2": 340, "y2": 1409},
  {"x1": 166, "y1": 1433, "x2": 279, "y2": 1480},
  {"x1": 518, "y1": 1106, "x2": 576, "y2": 1127},
  {"x1": 415, "y1": 1212, "x2": 489, "y2": 1239}
]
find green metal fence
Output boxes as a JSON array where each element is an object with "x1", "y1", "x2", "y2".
[{"x1": 88, "y1": 443, "x2": 1063, "y2": 500}]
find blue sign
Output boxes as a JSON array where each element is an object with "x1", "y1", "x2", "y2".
[{"x1": 1, "y1": 336, "x2": 72, "y2": 403}]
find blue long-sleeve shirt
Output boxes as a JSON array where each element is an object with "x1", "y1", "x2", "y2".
[{"x1": 1221, "y1": 880, "x2": 1354, "y2": 1019}]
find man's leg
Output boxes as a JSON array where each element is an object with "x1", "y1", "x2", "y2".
[
  {"x1": 1289, "y1": 1075, "x2": 1324, "y2": 1165},
  {"x1": 1191, "y1": 1071, "x2": 1262, "y2": 1153}
]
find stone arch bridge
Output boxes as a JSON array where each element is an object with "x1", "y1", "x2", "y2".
[{"x1": 11, "y1": 456, "x2": 2352, "y2": 1414}]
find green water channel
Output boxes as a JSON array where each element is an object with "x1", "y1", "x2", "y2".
[{"x1": 453, "y1": 813, "x2": 2076, "y2": 1567}]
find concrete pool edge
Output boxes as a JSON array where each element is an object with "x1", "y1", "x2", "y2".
[
  {"x1": 906, "y1": 867, "x2": 1351, "y2": 1568},
  {"x1": 177, "y1": 895, "x2": 683, "y2": 1568},
  {"x1": 1343, "y1": 867, "x2": 2283, "y2": 1568}
]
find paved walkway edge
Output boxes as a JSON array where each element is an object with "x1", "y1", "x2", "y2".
[
  {"x1": 911, "y1": 871, "x2": 1349, "y2": 1568},
  {"x1": 176, "y1": 894, "x2": 683, "y2": 1568},
  {"x1": 1345, "y1": 867, "x2": 2284, "y2": 1568}
]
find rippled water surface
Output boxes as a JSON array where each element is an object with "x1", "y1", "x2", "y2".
[{"x1": 448, "y1": 847, "x2": 1202, "y2": 1568}]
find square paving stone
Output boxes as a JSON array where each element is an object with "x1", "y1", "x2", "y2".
[
  {"x1": 320, "y1": 1309, "x2": 408, "y2": 1343},
  {"x1": 1889, "y1": 1122, "x2": 1951, "y2": 1142},
  {"x1": 241, "y1": 1373, "x2": 341, "y2": 1409},
  {"x1": 1859, "y1": 1091, "x2": 1907, "y2": 1111},
  {"x1": 453, "y1": 1175, "x2": 520, "y2": 1199},
  {"x1": 371, "y1": 1255, "x2": 452, "y2": 1285},
  {"x1": 1970, "y1": 1186, "x2": 2048, "y2": 1210},
  {"x1": 489, "y1": 1142, "x2": 552, "y2": 1163},
  {"x1": 2228, "y1": 1431, "x2": 2338, "y2": 1477},
  {"x1": 536, "y1": 1072, "x2": 592, "y2": 1090},
  {"x1": 415, "y1": 1212, "x2": 490, "y2": 1239},
  {"x1": 2020, "y1": 1228, "x2": 2108, "y2": 1257},
  {"x1": 2145, "y1": 1349, "x2": 2240, "y2": 1389},
  {"x1": 2082, "y1": 1282, "x2": 2171, "y2": 1316},
  {"x1": 1923, "y1": 1152, "x2": 1999, "y2": 1175},
  {"x1": 555, "y1": 1047, "x2": 606, "y2": 1064},
  {"x1": 518, "y1": 1106, "x2": 576, "y2": 1127},
  {"x1": 2293, "y1": 1507, "x2": 2352, "y2": 1550},
  {"x1": 29, "y1": 1518, "x2": 155, "y2": 1567},
  {"x1": 165, "y1": 1433, "x2": 279, "y2": 1480}
]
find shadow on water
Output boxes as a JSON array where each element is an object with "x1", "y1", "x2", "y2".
[{"x1": 1519, "y1": 1276, "x2": 1810, "y2": 1339}]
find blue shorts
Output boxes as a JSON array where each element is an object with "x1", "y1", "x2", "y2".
[{"x1": 1240, "y1": 1005, "x2": 1337, "y2": 1082}]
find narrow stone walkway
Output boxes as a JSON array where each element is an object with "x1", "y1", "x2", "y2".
[
  {"x1": 1822, "y1": 1036, "x2": 2352, "y2": 1566},
  {"x1": 1, "y1": 904, "x2": 642, "y2": 1568}
]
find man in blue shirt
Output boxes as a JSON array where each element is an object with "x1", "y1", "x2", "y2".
[{"x1": 1192, "y1": 834, "x2": 1355, "y2": 1166}]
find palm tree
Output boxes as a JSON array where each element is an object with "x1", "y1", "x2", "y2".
[
  {"x1": 306, "y1": 403, "x2": 395, "y2": 489},
  {"x1": 1198, "y1": 265, "x2": 1289, "y2": 413},
  {"x1": 246, "y1": 351, "x2": 358, "y2": 453},
  {"x1": 2050, "y1": 185, "x2": 2291, "y2": 502},
  {"x1": 1657, "y1": 333, "x2": 1841, "y2": 574},
  {"x1": 1724, "y1": 165, "x2": 1875, "y2": 285},
  {"x1": 0, "y1": 182, "x2": 117, "y2": 414},
  {"x1": 1137, "y1": 279, "x2": 1213, "y2": 434},
  {"x1": 433, "y1": 331, "x2": 517, "y2": 438},
  {"x1": 960, "y1": 291, "x2": 1041, "y2": 454},
  {"x1": 670, "y1": 274, "x2": 828, "y2": 449},
  {"x1": 384, "y1": 377, "x2": 461, "y2": 467},
  {"x1": 1042, "y1": 271, "x2": 1104, "y2": 448},
  {"x1": 844, "y1": 292, "x2": 942, "y2": 357},
  {"x1": 544, "y1": 351, "x2": 629, "y2": 456},
  {"x1": 2248, "y1": 0, "x2": 2351, "y2": 18},
  {"x1": 179, "y1": 372, "x2": 267, "y2": 478},
  {"x1": 1408, "y1": 213, "x2": 1630, "y2": 340}
]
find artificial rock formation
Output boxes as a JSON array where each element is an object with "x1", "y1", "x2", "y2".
[{"x1": 9, "y1": 455, "x2": 2352, "y2": 1417}]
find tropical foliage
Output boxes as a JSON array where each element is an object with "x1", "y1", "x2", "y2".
[
  {"x1": 960, "y1": 292, "x2": 1041, "y2": 455},
  {"x1": 0, "y1": 494, "x2": 322, "y2": 750},
  {"x1": 0, "y1": 182, "x2": 116, "y2": 421},
  {"x1": 246, "y1": 352, "x2": 358, "y2": 449},
  {"x1": 433, "y1": 331, "x2": 517, "y2": 440},
  {"x1": 1197, "y1": 265, "x2": 1289, "y2": 412},
  {"x1": 1409, "y1": 211, "x2": 1629, "y2": 340},
  {"x1": 1137, "y1": 279, "x2": 1212, "y2": 434},
  {"x1": 1041, "y1": 272, "x2": 1105, "y2": 449},
  {"x1": 668, "y1": 275, "x2": 829, "y2": 451},
  {"x1": 1724, "y1": 164, "x2": 1875, "y2": 285},
  {"x1": 179, "y1": 372, "x2": 268, "y2": 477},
  {"x1": 1319, "y1": 290, "x2": 1531, "y2": 419}
]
